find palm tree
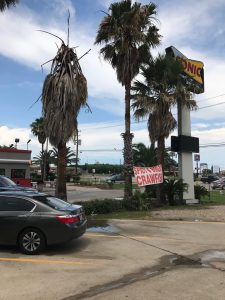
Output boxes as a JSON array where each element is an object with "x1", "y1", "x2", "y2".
[
  {"x1": 0, "y1": 0, "x2": 18, "y2": 11},
  {"x1": 41, "y1": 31, "x2": 88, "y2": 200},
  {"x1": 132, "y1": 54, "x2": 196, "y2": 203},
  {"x1": 30, "y1": 117, "x2": 47, "y2": 181},
  {"x1": 133, "y1": 143, "x2": 177, "y2": 172},
  {"x1": 50, "y1": 147, "x2": 76, "y2": 166},
  {"x1": 133, "y1": 143, "x2": 157, "y2": 167},
  {"x1": 30, "y1": 117, "x2": 46, "y2": 152},
  {"x1": 95, "y1": 0, "x2": 160, "y2": 204},
  {"x1": 33, "y1": 150, "x2": 52, "y2": 181}
]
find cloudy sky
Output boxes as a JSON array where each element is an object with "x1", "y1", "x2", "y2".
[{"x1": 0, "y1": 0, "x2": 225, "y2": 169}]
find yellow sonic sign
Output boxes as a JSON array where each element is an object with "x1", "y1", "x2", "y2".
[
  {"x1": 177, "y1": 57, "x2": 204, "y2": 85},
  {"x1": 165, "y1": 46, "x2": 204, "y2": 94}
]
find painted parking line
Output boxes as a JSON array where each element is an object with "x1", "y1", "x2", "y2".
[{"x1": 0, "y1": 257, "x2": 99, "y2": 266}]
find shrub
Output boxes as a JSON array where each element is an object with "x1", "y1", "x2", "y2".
[
  {"x1": 73, "y1": 174, "x2": 80, "y2": 184},
  {"x1": 164, "y1": 178, "x2": 188, "y2": 205},
  {"x1": 123, "y1": 190, "x2": 152, "y2": 211},
  {"x1": 194, "y1": 184, "x2": 209, "y2": 201},
  {"x1": 74, "y1": 199, "x2": 124, "y2": 215}
]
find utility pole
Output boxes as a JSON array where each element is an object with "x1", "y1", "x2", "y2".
[{"x1": 74, "y1": 129, "x2": 81, "y2": 174}]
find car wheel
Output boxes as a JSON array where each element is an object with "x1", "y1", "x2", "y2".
[{"x1": 18, "y1": 228, "x2": 46, "y2": 255}]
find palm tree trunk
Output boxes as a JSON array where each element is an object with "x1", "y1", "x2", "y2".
[
  {"x1": 56, "y1": 143, "x2": 67, "y2": 200},
  {"x1": 122, "y1": 83, "x2": 133, "y2": 206},
  {"x1": 41, "y1": 143, "x2": 44, "y2": 182}
]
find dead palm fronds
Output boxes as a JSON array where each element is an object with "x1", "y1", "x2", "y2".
[
  {"x1": 0, "y1": 0, "x2": 18, "y2": 11},
  {"x1": 41, "y1": 33, "x2": 90, "y2": 147}
]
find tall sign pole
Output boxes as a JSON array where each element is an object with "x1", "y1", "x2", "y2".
[
  {"x1": 177, "y1": 94, "x2": 196, "y2": 202},
  {"x1": 166, "y1": 46, "x2": 204, "y2": 203}
]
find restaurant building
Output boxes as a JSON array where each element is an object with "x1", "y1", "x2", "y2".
[{"x1": 0, "y1": 148, "x2": 32, "y2": 187}]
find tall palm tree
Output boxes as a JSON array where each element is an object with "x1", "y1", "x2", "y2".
[
  {"x1": 132, "y1": 54, "x2": 196, "y2": 203},
  {"x1": 95, "y1": 0, "x2": 160, "y2": 204},
  {"x1": 0, "y1": 0, "x2": 18, "y2": 11},
  {"x1": 41, "y1": 32, "x2": 88, "y2": 200},
  {"x1": 30, "y1": 117, "x2": 47, "y2": 181},
  {"x1": 30, "y1": 117, "x2": 46, "y2": 153}
]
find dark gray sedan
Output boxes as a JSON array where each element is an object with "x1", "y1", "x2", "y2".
[{"x1": 0, "y1": 191, "x2": 86, "y2": 254}]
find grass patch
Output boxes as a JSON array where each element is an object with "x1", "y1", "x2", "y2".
[
  {"x1": 201, "y1": 190, "x2": 225, "y2": 205},
  {"x1": 88, "y1": 205, "x2": 211, "y2": 220},
  {"x1": 89, "y1": 210, "x2": 153, "y2": 220}
]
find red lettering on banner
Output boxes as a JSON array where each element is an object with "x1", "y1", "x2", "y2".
[
  {"x1": 197, "y1": 68, "x2": 201, "y2": 76},
  {"x1": 133, "y1": 165, "x2": 163, "y2": 186},
  {"x1": 137, "y1": 175, "x2": 143, "y2": 186},
  {"x1": 141, "y1": 175, "x2": 147, "y2": 185}
]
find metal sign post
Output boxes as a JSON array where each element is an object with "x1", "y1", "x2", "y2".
[{"x1": 166, "y1": 46, "x2": 204, "y2": 203}]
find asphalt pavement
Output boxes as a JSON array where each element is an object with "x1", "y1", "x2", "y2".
[
  {"x1": 2, "y1": 219, "x2": 225, "y2": 299},
  {"x1": 43, "y1": 184, "x2": 124, "y2": 202}
]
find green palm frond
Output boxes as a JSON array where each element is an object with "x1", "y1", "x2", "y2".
[
  {"x1": 95, "y1": 0, "x2": 161, "y2": 86},
  {"x1": 30, "y1": 117, "x2": 46, "y2": 145}
]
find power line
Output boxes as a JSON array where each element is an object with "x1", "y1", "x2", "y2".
[
  {"x1": 197, "y1": 93, "x2": 225, "y2": 103},
  {"x1": 79, "y1": 142, "x2": 225, "y2": 153},
  {"x1": 200, "y1": 142, "x2": 225, "y2": 148},
  {"x1": 198, "y1": 101, "x2": 225, "y2": 110},
  {"x1": 79, "y1": 98, "x2": 225, "y2": 132}
]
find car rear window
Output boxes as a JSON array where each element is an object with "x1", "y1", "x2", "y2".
[
  {"x1": 0, "y1": 176, "x2": 17, "y2": 187},
  {"x1": 33, "y1": 196, "x2": 71, "y2": 210}
]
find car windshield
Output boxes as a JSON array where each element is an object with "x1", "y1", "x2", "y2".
[
  {"x1": 0, "y1": 176, "x2": 17, "y2": 187},
  {"x1": 33, "y1": 195, "x2": 72, "y2": 210}
]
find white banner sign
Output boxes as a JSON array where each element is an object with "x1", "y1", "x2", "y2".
[{"x1": 133, "y1": 165, "x2": 163, "y2": 187}]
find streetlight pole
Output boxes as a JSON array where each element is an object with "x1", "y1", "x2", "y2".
[
  {"x1": 27, "y1": 139, "x2": 31, "y2": 150},
  {"x1": 15, "y1": 138, "x2": 19, "y2": 149}
]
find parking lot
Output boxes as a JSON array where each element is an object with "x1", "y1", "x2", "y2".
[{"x1": 2, "y1": 218, "x2": 225, "y2": 299}]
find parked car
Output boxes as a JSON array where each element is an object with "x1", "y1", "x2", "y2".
[
  {"x1": 0, "y1": 175, "x2": 37, "y2": 192},
  {"x1": 0, "y1": 191, "x2": 86, "y2": 254},
  {"x1": 212, "y1": 179, "x2": 225, "y2": 190},
  {"x1": 106, "y1": 174, "x2": 125, "y2": 183},
  {"x1": 200, "y1": 175, "x2": 220, "y2": 184}
]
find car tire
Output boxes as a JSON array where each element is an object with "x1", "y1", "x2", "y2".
[{"x1": 18, "y1": 228, "x2": 46, "y2": 255}]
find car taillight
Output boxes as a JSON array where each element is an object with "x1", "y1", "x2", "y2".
[{"x1": 56, "y1": 215, "x2": 79, "y2": 224}]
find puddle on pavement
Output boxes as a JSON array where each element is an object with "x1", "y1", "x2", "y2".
[
  {"x1": 171, "y1": 256, "x2": 201, "y2": 266},
  {"x1": 87, "y1": 219, "x2": 118, "y2": 234},
  {"x1": 171, "y1": 250, "x2": 225, "y2": 268},
  {"x1": 199, "y1": 250, "x2": 225, "y2": 267},
  {"x1": 62, "y1": 250, "x2": 225, "y2": 300}
]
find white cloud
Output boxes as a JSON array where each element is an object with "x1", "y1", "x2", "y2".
[
  {"x1": 1, "y1": 0, "x2": 225, "y2": 167},
  {"x1": 1, "y1": 0, "x2": 224, "y2": 120},
  {"x1": 0, "y1": 125, "x2": 38, "y2": 150}
]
